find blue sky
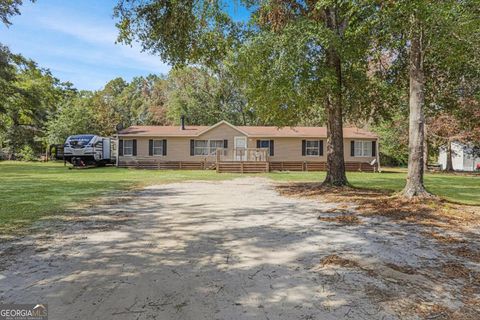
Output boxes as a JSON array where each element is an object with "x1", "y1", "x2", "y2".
[{"x1": 0, "y1": 0, "x2": 250, "y2": 91}]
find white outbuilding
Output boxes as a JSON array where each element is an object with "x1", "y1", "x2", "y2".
[{"x1": 438, "y1": 142, "x2": 480, "y2": 171}]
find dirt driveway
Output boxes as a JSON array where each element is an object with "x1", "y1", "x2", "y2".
[{"x1": 0, "y1": 178, "x2": 478, "y2": 319}]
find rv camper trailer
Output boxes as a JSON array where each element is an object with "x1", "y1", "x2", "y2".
[{"x1": 63, "y1": 135, "x2": 116, "y2": 167}]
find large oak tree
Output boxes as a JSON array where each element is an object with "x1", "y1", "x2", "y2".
[{"x1": 234, "y1": 1, "x2": 386, "y2": 186}]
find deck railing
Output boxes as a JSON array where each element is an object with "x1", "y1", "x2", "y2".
[{"x1": 216, "y1": 148, "x2": 269, "y2": 162}]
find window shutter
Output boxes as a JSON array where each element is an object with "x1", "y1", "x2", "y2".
[
  {"x1": 350, "y1": 141, "x2": 355, "y2": 157},
  {"x1": 302, "y1": 140, "x2": 306, "y2": 156},
  {"x1": 372, "y1": 141, "x2": 376, "y2": 157},
  {"x1": 149, "y1": 140, "x2": 153, "y2": 156},
  {"x1": 319, "y1": 140, "x2": 324, "y2": 156},
  {"x1": 163, "y1": 139, "x2": 167, "y2": 156},
  {"x1": 118, "y1": 139, "x2": 123, "y2": 156},
  {"x1": 256, "y1": 140, "x2": 261, "y2": 148},
  {"x1": 132, "y1": 139, "x2": 137, "y2": 156},
  {"x1": 223, "y1": 139, "x2": 228, "y2": 148},
  {"x1": 269, "y1": 140, "x2": 274, "y2": 156},
  {"x1": 190, "y1": 140, "x2": 195, "y2": 156}
]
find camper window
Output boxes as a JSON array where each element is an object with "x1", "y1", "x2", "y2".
[
  {"x1": 153, "y1": 140, "x2": 163, "y2": 156},
  {"x1": 67, "y1": 135, "x2": 94, "y2": 148},
  {"x1": 123, "y1": 140, "x2": 133, "y2": 156}
]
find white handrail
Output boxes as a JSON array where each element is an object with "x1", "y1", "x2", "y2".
[{"x1": 217, "y1": 148, "x2": 269, "y2": 162}]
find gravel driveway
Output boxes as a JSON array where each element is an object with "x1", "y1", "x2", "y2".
[{"x1": 0, "y1": 177, "x2": 477, "y2": 319}]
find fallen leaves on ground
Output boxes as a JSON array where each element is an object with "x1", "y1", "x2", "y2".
[
  {"x1": 452, "y1": 246, "x2": 480, "y2": 263},
  {"x1": 276, "y1": 182, "x2": 480, "y2": 320},
  {"x1": 318, "y1": 254, "x2": 360, "y2": 268},
  {"x1": 276, "y1": 183, "x2": 480, "y2": 230},
  {"x1": 421, "y1": 231, "x2": 466, "y2": 244},
  {"x1": 317, "y1": 214, "x2": 360, "y2": 225}
]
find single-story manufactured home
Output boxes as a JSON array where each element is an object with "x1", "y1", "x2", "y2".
[{"x1": 117, "y1": 120, "x2": 379, "y2": 173}]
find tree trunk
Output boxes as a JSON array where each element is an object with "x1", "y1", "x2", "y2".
[
  {"x1": 322, "y1": 8, "x2": 347, "y2": 186},
  {"x1": 402, "y1": 18, "x2": 430, "y2": 198},
  {"x1": 9, "y1": 112, "x2": 20, "y2": 160},
  {"x1": 423, "y1": 123, "x2": 428, "y2": 172},
  {"x1": 240, "y1": 103, "x2": 248, "y2": 125},
  {"x1": 445, "y1": 140, "x2": 454, "y2": 171},
  {"x1": 324, "y1": 97, "x2": 347, "y2": 186}
]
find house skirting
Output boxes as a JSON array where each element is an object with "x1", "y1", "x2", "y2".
[
  {"x1": 118, "y1": 160, "x2": 216, "y2": 170},
  {"x1": 118, "y1": 160, "x2": 377, "y2": 173}
]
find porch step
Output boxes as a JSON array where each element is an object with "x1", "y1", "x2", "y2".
[
  {"x1": 217, "y1": 161, "x2": 268, "y2": 173},
  {"x1": 206, "y1": 163, "x2": 217, "y2": 170}
]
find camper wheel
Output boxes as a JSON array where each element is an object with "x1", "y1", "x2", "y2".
[{"x1": 72, "y1": 157, "x2": 86, "y2": 167}]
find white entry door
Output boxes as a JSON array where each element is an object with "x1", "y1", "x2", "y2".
[{"x1": 234, "y1": 136, "x2": 247, "y2": 161}]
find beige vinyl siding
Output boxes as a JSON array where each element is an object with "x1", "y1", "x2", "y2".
[
  {"x1": 138, "y1": 138, "x2": 149, "y2": 157},
  {"x1": 197, "y1": 122, "x2": 244, "y2": 142},
  {"x1": 162, "y1": 137, "x2": 190, "y2": 160}
]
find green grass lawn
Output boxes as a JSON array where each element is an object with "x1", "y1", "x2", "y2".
[
  {"x1": 265, "y1": 169, "x2": 480, "y2": 205},
  {"x1": 1, "y1": 161, "x2": 479, "y2": 233},
  {"x1": 0, "y1": 161, "x2": 242, "y2": 233}
]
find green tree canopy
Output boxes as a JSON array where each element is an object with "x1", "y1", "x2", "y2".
[
  {"x1": 165, "y1": 66, "x2": 253, "y2": 126},
  {"x1": 0, "y1": 0, "x2": 33, "y2": 26},
  {"x1": 114, "y1": 0, "x2": 243, "y2": 67},
  {"x1": 0, "y1": 44, "x2": 75, "y2": 158}
]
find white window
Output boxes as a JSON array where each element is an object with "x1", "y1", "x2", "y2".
[
  {"x1": 123, "y1": 140, "x2": 133, "y2": 156},
  {"x1": 209, "y1": 140, "x2": 224, "y2": 155},
  {"x1": 354, "y1": 141, "x2": 372, "y2": 157},
  {"x1": 194, "y1": 140, "x2": 226, "y2": 155},
  {"x1": 153, "y1": 140, "x2": 163, "y2": 156},
  {"x1": 194, "y1": 140, "x2": 209, "y2": 155},
  {"x1": 306, "y1": 140, "x2": 320, "y2": 156}
]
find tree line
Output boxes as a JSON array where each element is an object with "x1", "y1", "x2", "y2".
[
  {"x1": 0, "y1": 55, "x2": 258, "y2": 159},
  {"x1": 1, "y1": 0, "x2": 479, "y2": 199}
]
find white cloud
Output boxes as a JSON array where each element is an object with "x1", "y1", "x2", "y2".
[
  {"x1": 35, "y1": 13, "x2": 169, "y2": 72},
  {"x1": 3, "y1": 1, "x2": 171, "y2": 89},
  {"x1": 37, "y1": 16, "x2": 117, "y2": 45}
]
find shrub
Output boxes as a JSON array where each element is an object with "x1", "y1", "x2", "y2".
[{"x1": 19, "y1": 145, "x2": 37, "y2": 162}]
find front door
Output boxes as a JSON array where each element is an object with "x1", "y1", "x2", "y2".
[{"x1": 234, "y1": 136, "x2": 247, "y2": 161}]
